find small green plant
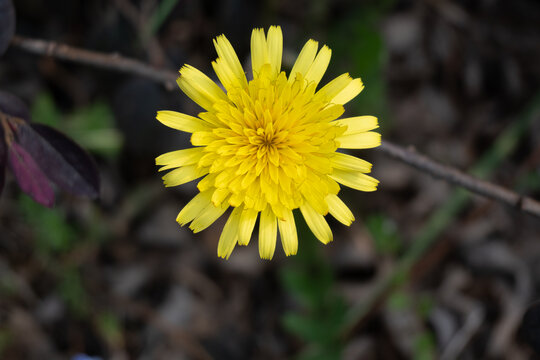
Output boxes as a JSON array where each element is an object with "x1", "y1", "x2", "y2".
[
  {"x1": 280, "y1": 214, "x2": 348, "y2": 360},
  {"x1": 18, "y1": 194, "x2": 92, "y2": 318},
  {"x1": 329, "y1": 1, "x2": 394, "y2": 127},
  {"x1": 19, "y1": 194, "x2": 76, "y2": 254}
]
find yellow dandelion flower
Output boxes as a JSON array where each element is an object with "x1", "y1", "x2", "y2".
[{"x1": 156, "y1": 26, "x2": 380, "y2": 260}]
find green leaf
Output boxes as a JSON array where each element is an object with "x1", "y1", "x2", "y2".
[
  {"x1": 30, "y1": 93, "x2": 61, "y2": 127},
  {"x1": 66, "y1": 101, "x2": 123, "y2": 156}
]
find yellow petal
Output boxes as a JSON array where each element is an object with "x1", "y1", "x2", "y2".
[
  {"x1": 304, "y1": 45, "x2": 331, "y2": 85},
  {"x1": 191, "y1": 131, "x2": 218, "y2": 146},
  {"x1": 228, "y1": 192, "x2": 244, "y2": 207},
  {"x1": 326, "y1": 194, "x2": 354, "y2": 225},
  {"x1": 266, "y1": 25, "x2": 283, "y2": 78},
  {"x1": 330, "y1": 168, "x2": 379, "y2": 192},
  {"x1": 176, "y1": 190, "x2": 213, "y2": 226},
  {"x1": 331, "y1": 78, "x2": 364, "y2": 105},
  {"x1": 305, "y1": 153, "x2": 332, "y2": 174},
  {"x1": 289, "y1": 39, "x2": 318, "y2": 83},
  {"x1": 156, "y1": 111, "x2": 212, "y2": 133},
  {"x1": 162, "y1": 165, "x2": 208, "y2": 187},
  {"x1": 211, "y1": 188, "x2": 230, "y2": 207},
  {"x1": 337, "y1": 131, "x2": 381, "y2": 149},
  {"x1": 177, "y1": 65, "x2": 228, "y2": 111},
  {"x1": 259, "y1": 206, "x2": 277, "y2": 259},
  {"x1": 197, "y1": 173, "x2": 216, "y2": 192},
  {"x1": 213, "y1": 35, "x2": 247, "y2": 88},
  {"x1": 189, "y1": 201, "x2": 229, "y2": 233},
  {"x1": 299, "y1": 202, "x2": 333, "y2": 244},
  {"x1": 238, "y1": 207, "x2": 258, "y2": 245},
  {"x1": 156, "y1": 148, "x2": 204, "y2": 171},
  {"x1": 251, "y1": 28, "x2": 268, "y2": 78},
  {"x1": 330, "y1": 152, "x2": 372, "y2": 173},
  {"x1": 270, "y1": 201, "x2": 287, "y2": 220},
  {"x1": 314, "y1": 73, "x2": 352, "y2": 101},
  {"x1": 300, "y1": 180, "x2": 328, "y2": 215},
  {"x1": 278, "y1": 209, "x2": 298, "y2": 256},
  {"x1": 217, "y1": 206, "x2": 242, "y2": 259},
  {"x1": 199, "y1": 111, "x2": 227, "y2": 127},
  {"x1": 212, "y1": 58, "x2": 238, "y2": 92},
  {"x1": 334, "y1": 116, "x2": 378, "y2": 134}
]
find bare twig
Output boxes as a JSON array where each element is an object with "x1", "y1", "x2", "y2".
[
  {"x1": 10, "y1": 35, "x2": 540, "y2": 218},
  {"x1": 378, "y1": 140, "x2": 540, "y2": 218},
  {"x1": 10, "y1": 35, "x2": 178, "y2": 90}
]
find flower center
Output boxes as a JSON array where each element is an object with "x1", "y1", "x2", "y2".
[
  {"x1": 255, "y1": 127, "x2": 272, "y2": 145},
  {"x1": 193, "y1": 70, "x2": 347, "y2": 215}
]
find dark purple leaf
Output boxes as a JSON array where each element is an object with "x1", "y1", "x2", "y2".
[
  {"x1": 8, "y1": 142, "x2": 54, "y2": 207},
  {"x1": 0, "y1": 90, "x2": 30, "y2": 122},
  {"x1": 0, "y1": 124, "x2": 6, "y2": 195},
  {"x1": 0, "y1": 0, "x2": 15, "y2": 56},
  {"x1": 14, "y1": 123, "x2": 100, "y2": 199}
]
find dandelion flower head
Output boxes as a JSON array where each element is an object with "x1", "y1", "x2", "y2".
[{"x1": 156, "y1": 26, "x2": 380, "y2": 259}]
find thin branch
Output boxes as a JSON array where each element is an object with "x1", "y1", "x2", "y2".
[
  {"x1": 10, "y1": 35, "x2": 178, "y2": 90},
  {"x1": 10, "y1": 35, "x2": 540, "y2": 218},
  {"x1": 378, "y1": 141, "x2": 540, "y2": 218}
]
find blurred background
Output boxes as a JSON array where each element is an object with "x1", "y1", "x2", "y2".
[{"x1": 1, "y1": 0, "x2": 540, "y2": 359}]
